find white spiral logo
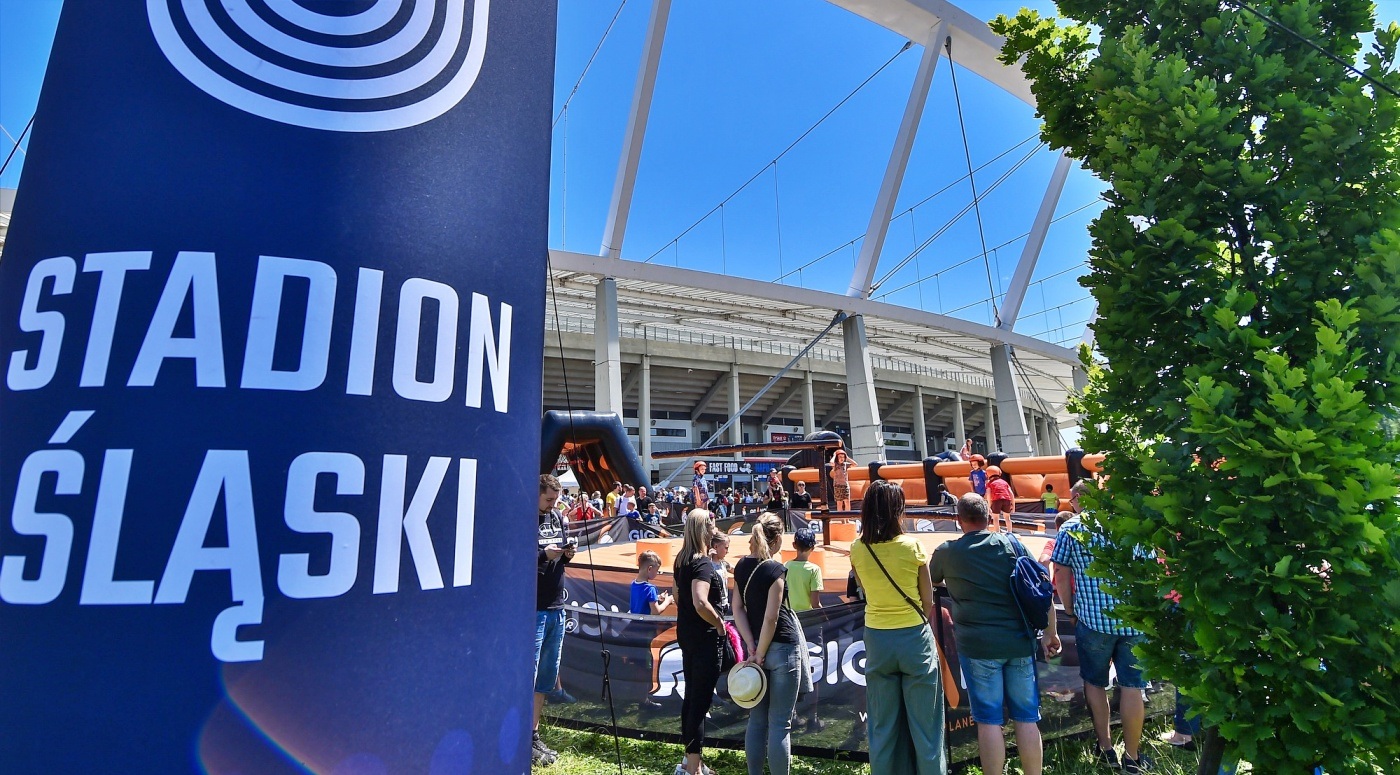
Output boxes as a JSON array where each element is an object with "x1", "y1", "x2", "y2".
[{"x1": 147, "y1": 0, "x2": 489, "y2": 132}]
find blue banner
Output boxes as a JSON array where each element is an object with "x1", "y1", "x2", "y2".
[{"x1": 0, "y1": 2, "x2": 555, "y2": 772}]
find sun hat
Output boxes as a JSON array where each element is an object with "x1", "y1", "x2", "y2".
[{"x1": 728, "y1": 662, "x2": 768, "y2": 709}]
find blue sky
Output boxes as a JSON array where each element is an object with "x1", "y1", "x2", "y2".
[{"x1": 4, "y1": 0, "x2": 1398, "y2": 346}]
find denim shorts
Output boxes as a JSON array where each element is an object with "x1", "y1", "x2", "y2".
[
  {"x1": 1075, "y1": 620, "x2": 1146, "y2": 689},
  {"x1": 963, "y1": 655, "x2": 1040, "y2": 724},
  {"x1": 534, "y1": 609, "x2": 567, "y2": 693}
]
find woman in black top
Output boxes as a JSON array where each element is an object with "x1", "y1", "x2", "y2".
[
  {"x1": 672, "y1": 509, "x2": 725, "y2": 775},
  {"x1": 732, "y1": 513, "x2": 802, "y2": 775}
]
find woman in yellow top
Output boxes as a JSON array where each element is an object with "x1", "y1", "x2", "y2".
[{"x1": 849, "y1": 481, "x2": 946, "y2": 775}]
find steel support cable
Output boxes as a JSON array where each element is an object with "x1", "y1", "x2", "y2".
[
  {"x1": 769, "y1": 131, "x2": 1040, "y2": 284},
  {"x1": 544, "y1": 257, "x2": 626, "y2": 775},
  {"x1": 868, "y1": 141, "x2": 1044, "y2": 294},
  {"x1": 1222, "y1": 0, "x2": 1400, "y2": 100},
  {"x1": 0, "y1": 115, "x2": 36, "y2": 180},
  {"x1": 553, "y1": 0, "x2": 631, "y2": 128},
  {"x1": 945, "y1": 36, "x2": 1001, "y2": 325},
  {"x1": 643, "y1": 41, "x2": 914, "y2": 264},
  {"x1": 874, "y1": 198, "x2": 1102, "y2": 303}
]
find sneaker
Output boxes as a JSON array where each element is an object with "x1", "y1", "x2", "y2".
[
  {"x1": 1096, "y1": 745, "x2": 1121, "y2": 769},
  {"x1": 1123, "y1": 753, "x2": 1153, "y2": 774},
  {"x1": 532, "y1": 744, "x2": 556, "y2": 767},
  {"x1": 532, "y1": 733, "x2": 558, "y2": 760},
  {"x1": 546, "y1": 687, "x2": 578, "y2": 704}
]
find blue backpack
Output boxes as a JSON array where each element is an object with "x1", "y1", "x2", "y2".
[{"x1": 1006, "y1": 534, "x2": 1054, "y2": 632}]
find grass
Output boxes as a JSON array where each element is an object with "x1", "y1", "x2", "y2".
[{"x1": 536, "y1": 717, "x2": 1237, "y2": 774}]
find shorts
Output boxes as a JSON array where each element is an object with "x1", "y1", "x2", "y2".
[
  {"x1": 534, "y1": 609, "x2": 567, "y2": 693},
  {"x1": 991, "y1": 499, "x2": 1014, "y2": 514},
  {"x1": 963, "y1": 655, "x2": 1040, "y2": 724},
  {"x1": 1075, "y1": 620, "x2": 1146, "y2": 689}
]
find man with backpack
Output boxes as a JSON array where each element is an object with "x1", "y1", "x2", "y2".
[{"x1": 929, "y1": 494, "x2": 1060, "y2": 775}]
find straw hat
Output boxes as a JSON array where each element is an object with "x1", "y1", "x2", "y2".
[{"x1": 728, "y1": 662, "x2": 768, "y2": 709}]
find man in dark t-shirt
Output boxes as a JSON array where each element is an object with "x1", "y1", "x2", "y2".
[
  {"x1": 929, "y1": 494, "x2": 1059, "y2": 775},
  {"x1": 534, "y1": 474, "x2": 574, "y2": 766},
  {"x1": 789, "y1": 481, "x2": 813, "y2": 510}
]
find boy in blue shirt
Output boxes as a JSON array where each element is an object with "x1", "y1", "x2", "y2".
[{"x1": 630, "y1": 550, "x2": 674, "y2": 615}]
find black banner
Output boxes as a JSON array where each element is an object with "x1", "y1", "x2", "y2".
[{"x1": 547, "y1": 599, "x2": 1173, "y2": 764}]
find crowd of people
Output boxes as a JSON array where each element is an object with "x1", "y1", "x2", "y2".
[
  {"x1": 535, "y1": 457, "x2": 1151, "y2": 775},
  {"x1": 552, "y1": 469, "x2": 800, "y2": 526}
]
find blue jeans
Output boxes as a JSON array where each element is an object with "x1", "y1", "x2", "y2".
[
  {"x1": 534, "y1": 609, "x2": 566, "y2": 693},
  {"x1": 863, "y1": 624, "x2": 947, "y2": 775},
  {"x1": 963, "y1": 656, "x2": 1040, "y2": 725},
  {"x1": 1075, "y1": 620, "x2": 1146, "y2": 689},
  {"x1": 1174, "y1": 689, "x2": 1201, "y2": 736},
  {"x1": 744, "y1": 641, "x2": 800, "y2": 775}
]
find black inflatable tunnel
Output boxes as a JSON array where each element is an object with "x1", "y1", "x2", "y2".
[{"x1": 540, "y1": 411, "x2": 650, "y2": 497}]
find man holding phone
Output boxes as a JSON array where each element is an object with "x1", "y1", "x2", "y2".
[{"x1": 535, "y1": 474, "x2": 575, "y2": 766}]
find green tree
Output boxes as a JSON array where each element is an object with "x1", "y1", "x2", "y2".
[{"x1": 991, "y1": 1, "x2": 1400, "y2": 773}]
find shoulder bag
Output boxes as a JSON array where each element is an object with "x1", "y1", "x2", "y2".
[
  {"x1": 1003, "y1": 533, "x2": 1054, "y2": 633},
  {"x1": 742, "y1": 559, "x2": 814, "y2": 694}
]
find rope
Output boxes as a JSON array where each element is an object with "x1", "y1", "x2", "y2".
[
  {"x1": 544, "y1": 259, "x2": 626, "y2": 775},
  {"x1": 643, "y1": 41, "x2": 914, "y2": 264},
  {"x1": 945, "y1": 36, "x2": 1001, "y2": 326},
  {"x1": 773, "y1": 163, "x2": 785, "y2": 278}
]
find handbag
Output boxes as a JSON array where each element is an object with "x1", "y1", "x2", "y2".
[
  {"x1": 721, "y1": 621, "x2": 745, "y2": 671},
  {"x1": 741, "y1": 559, "x2": 815, "y2": 694}
]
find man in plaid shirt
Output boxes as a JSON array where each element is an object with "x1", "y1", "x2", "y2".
[{"x1": 1050, "y1": 508, "x2": 1151, "y2": 774}]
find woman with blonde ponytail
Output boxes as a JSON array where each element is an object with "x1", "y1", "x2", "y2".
[{"x1": 732, "y1": 513, "x2": 802, "y2": 774}]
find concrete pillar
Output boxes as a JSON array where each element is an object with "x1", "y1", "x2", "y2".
[
  {"x1": 639, "y1": 354, "x2": 652, "y2": 475},
  {"x1": 803, "y1": 371, "x2": 816, "y2": 434},
  {"x1": 594, "y1": 278, "x2": 623, "y2": 415},
  {"x1": 728, "y1": 362, "x2": 742, "y2": 448},
  {"x1": 952, "y1": 393, "x2": 966, "y2": 449},
  {"x1": 985, "y1": 398, "x2": 998, "y2": 453},
  {"x1": 990, "y1": 344, "x2": 1032, "y2": 456},
  {"x1": 842, "y1": 315, "x2": 886, "y2": 462},
  {"x1": 1026, "y1": 412, "x2": 1041, "y2": 455},
  {"x1": 912, "y1": 388, "x2": 928, "y2": 458}
]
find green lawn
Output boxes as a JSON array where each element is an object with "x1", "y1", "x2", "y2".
[{"x1": 536, "y1": 718, "x2": 1234, "y2": 774}]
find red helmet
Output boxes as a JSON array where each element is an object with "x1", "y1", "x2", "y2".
[
  {"x1": 969, "y1": 454, "x2": 986, "y2": 463},
  {"x1": 986, "y1": 465, "x2": 1002, "y2": 477}
]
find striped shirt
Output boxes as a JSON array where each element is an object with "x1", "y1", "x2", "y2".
[{"x1": 1048, "y1": 515, "x2": 1142, "y2": 636}]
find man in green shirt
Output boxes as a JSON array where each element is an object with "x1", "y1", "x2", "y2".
[{"x1": 929, "y1": 494, "x2": 1060, "y2": 775}]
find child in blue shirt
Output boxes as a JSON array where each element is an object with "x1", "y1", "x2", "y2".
[
  {"x1": 968, "y1": 454, "x2": 988, "y2": 497},
  {"x1": 629, "y1": 550, "x2": 673, "y2": 615}
]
